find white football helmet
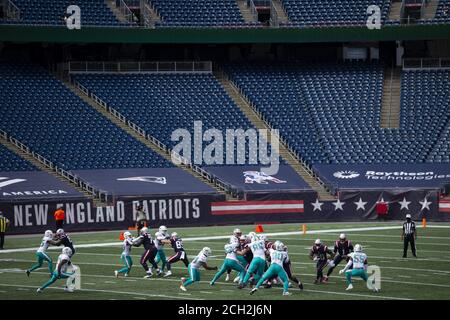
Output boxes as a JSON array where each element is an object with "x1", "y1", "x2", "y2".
[
  {"x1": 233, "y1": 228, "x2": 242, "y2": 236},
  {"x1": 124, "y1": 231, "x2": 132, "y2": 238},
  {"x1": 44, "y1": 230, "x2": 53, "y2": 238},
  {"x1": 202, "y1": 247, "x2": 212, "y2": 257},
  {"x1": 56, "y1": 229, "x2": 65, "y2": 236},
  {"x1": 159, "y1": 226, "x2": 168, "y2": 234},
  {"x1": 62, "y1": 247, "x2": 72, "y2": 256},
  {"x1": 248, "y1": 232, "x2": 258, "y2": 242},
  {"x1": 239, "y1": 235, "x2": 247, "y2": 243},
  {"x1": 339, "y1": 233, "x2": 346, "y2": 240},
  {"x1": 171, "y1": 232, "x2": 178, "y2": 238},
  {"x1": 259, "y1": 234, "x2": 268, "y2": 242},
  {"x1": 275, "y1": 241, "x2": 285, "y2": 251},
  {"x1": 140, "y1": 227, "x2": 149, "y2": 235},
  {"x1": 314, "y1": 239, "x2": 321, "y2": 245},
  {"x1": 354, "y1": 244, "x2": 362, "y2": 252}
]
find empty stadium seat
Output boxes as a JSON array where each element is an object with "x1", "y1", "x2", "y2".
[
  {"x1": 0, "y1": 63, "x2": 173, "y2": 170},
  {"x1": 0, "y1": 143, "x2": 37, "y2": 172}
]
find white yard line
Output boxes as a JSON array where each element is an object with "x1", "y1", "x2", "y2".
[
  {"x1": 3, "y1": 225, "x2": 439, "y2": 254},
  {"x1": 0, "y1": 283, "x2": 203, "y2": 300}
]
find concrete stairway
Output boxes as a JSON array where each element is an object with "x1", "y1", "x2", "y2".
[
  {"x1": 0, "y1": 136, "x2": 105, "y2": 207},
  {"x1": 141, "y1": 0, "x2": 162, "y2": 27},
  {"x1": 237, "y1": 0, "x2": 256, "y2": 23},
  {"x1": 214, "y1": 71, "x2": 335, "y2": 201},
  {"x1": 381, "y1": 68, "x2": 402, "y2": 129},
  {"x1": 388, "y1": 1, "x2": 403, "y2": 20},
  {"x1": 272, "y1": 0, "x2": 290, "y2": 23},
  {"x1": 422, "y1": 0, "x2": 439, "y2": 19},
  {"x1": 63, "y1": 79, "x2": 233, "y2": 200},
  {"x1": 105, "y1": 0, "x2": 132, "y2": 23}
]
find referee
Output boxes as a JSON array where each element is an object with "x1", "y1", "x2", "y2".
[
  {"x1": 402, "y1": 214, "x2": 417, "y2": 258},
  {"x1": 0, "y1": 210, "x2": 10, "y2": 250}
]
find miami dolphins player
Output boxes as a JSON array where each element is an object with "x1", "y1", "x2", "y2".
[
  {"x1": 237, "y1": 232, "x2": 267, "y2": 289},
  {"x1": 37, "y1": 247, "x2": 75, "y2": 293},
  {"x1": 225, "y1": 228, "x2": 242, "y2": 282},
  {"x1": 339, "y1": 244, "x2": 378, "y2": 292},
  {"x1": 154, "y1": 225, "x2": 169, "y2": 274},
  {"x1": 26, "y1": 230, "x2": 59, "y2": 277},
  {"x1": 180, "y1": 247, "x2": 217, "y2": 291},
  {"x1": 210, "y1": 243, "x2": 247, "y2": 286},
  {"x1": 114, "y1": 231, "x2": 136, "y2": 277},
  {"x1": 250, "y1": 241, "x2": 291, "y2": 296}
]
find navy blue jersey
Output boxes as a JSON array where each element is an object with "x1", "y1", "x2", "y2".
[
  {"x1": 170, "y1": 237, "x2": 185, "y2": 253},
  {"x1": 141, "y1": 233, "x2": 155, "y2": 251},
  {"x1": 60, "y1": 234, "x2": 74, "y2": 251},
  {"x1": 310, "y1": 244, "x2": 332, "y2": 261},
  {"x1": 334, "y1": 240, "x2": 353, "y2": 256}
]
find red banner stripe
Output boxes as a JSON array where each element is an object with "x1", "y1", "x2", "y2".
[{"x1": 211, "y1": 208, "x2": 304, "y2": 215}]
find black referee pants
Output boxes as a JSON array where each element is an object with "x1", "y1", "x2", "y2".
[
  {"x1": 403, "y1": 235, "x2": 417, "y2": 257},
  {"x1": 0, "y1": 232, "x2": 4, "y2": 249}
]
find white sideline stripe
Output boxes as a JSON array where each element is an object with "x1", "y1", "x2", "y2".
[
  {"x1": 0, "y1": 225, "x2": 422, "y2": 254},
  {"x1": 0, "y1": 271, "x2": 410, "y2": 300},
  {"x1": 211, "y1": 204, "x2": 303, "y2": 211},
  {"x1": 0, "y1": 283, "x2": 203, "y2": 300}
]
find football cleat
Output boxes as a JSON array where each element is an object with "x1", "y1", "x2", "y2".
[
  {"x1": 282, "y1": 291, "x2": 292, "y2": 296},
  {"x1": 250, "y1": 288, "x2": 258, "y2": 295},
  {"x1": 64, "y1": 286, "x2": 74, "y2": 293},
  {"x1": 346, "y1": 284, "x2": 354, "y2": 291},
  {"x1": 26, "y1": 270, "x2": 30, "y2": 277},
  {"x1": 124, "y1": 273, "x2": 128, "y2": 277},
  {"x1": 144, "y1": 271, "x2": 153, "y2": 278},
  {"x1": 180, "y1": 285, "x2": 187, "y2": 292},
  {"x1": 36, "y1": 288, "x2": 42, "y2": 293},
  {"x1": 225, "y1": 274, "x2": 230, "y2": 282},
  {"x1": 210, "y1": 281, "x2": 215, "y2": 286},
  {"x1": 322, "y1": 276, "x2": 329, "y2": 283},
  {"x1": 233, "y1": 276, "x2": 240, "y2": 283},
  {"x1": 163, "y1": 271, "x2": 172, "y2": 278},
  {"x1": 298, "y1": 282, "x2": 304, "y2": 290},
  {"x1": 114, "y1": 270, "x2": 119, "y2": 278}
]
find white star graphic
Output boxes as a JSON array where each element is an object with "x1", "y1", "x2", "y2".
[
  {"x1": 354, "y1": 197, "x2": 368, "y2": 211},
  {"x1": 311, "y1": 199, "x2": 323, "y2": 212},
  {"x1": 419, "y1": 197, "x2": 432, "y2": 211},
  {"x1": 398, "y1": 197, "x2": 411, "y2": 210},
  {"x1": 333, "y1": 199, "x2": 345, "y2": 211}
]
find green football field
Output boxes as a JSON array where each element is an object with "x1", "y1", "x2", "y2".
[{"x1": 0, "y1": 221, "x2": 449, "y2": 300}]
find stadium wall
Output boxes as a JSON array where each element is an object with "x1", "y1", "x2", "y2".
[{"x1": 1, "y1": 24, "x2": 449, "y2": 44}]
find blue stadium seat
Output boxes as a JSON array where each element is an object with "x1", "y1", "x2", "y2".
[
  {"x1": 0, "y1": 143, "x2": 37, "y2": 172},
  {"x1": 0, "y1": 63, "x2": 173, "y2": 170}
]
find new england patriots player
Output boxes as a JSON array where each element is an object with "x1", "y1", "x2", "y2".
[
  {"x1": 163, "y1": 232, "x2": 189, "y2": 277},
  {"x1": 133, "y1": 227, "x2": 160, "y2": 278},
  {"x1": 326, "y1": 233, "x2": 353, "y2": 279},
  {"x1": 309, "y1": 239, "x2": 334, "y2": 284},
  {"x1": 54, "y1": 229, "x2": 75, "y2": 257}
]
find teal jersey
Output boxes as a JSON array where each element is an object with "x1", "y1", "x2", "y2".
[
  {"x1": 269, "y1": 249, "x2": 288, "y2": 267},
  {"x1": 349, "y1": 252, "x2": 367, "y2": 269}
]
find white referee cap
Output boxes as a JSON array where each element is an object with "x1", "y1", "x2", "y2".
[{"x1": 406, "y1": 214, "x2": 411, "y2": 219}]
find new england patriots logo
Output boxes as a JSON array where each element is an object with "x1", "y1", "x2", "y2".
[
  {"x1": 117, "y1": 176, "x2": 167, "y2": 185},
  {"x1": 243, "y1": 171, "x2": 287, "y2": 184}
]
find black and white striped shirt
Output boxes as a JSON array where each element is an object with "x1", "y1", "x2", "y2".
[{"x1": 403, "y1": 221, "x2": 416, "y2": 235}]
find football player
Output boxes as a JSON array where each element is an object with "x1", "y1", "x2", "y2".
[
  {"x1": 280, "y1": 242, "x2": 303, "y2": 290},
  {"x1": 180, "y1": 247, "x2": 217, "y2": 291},
  {"x1": 237, "y1": 233, "x2": 267, "y2": 289},
  {"x1": 225, "y1": 228, "x2": 242, "y2": 281},
  {"x1": 114, "y1": 231, "x2": 136, "y2": 277},
  {"x1": 163, "y1": 232, "x2": 189, "y2": 277},
  {"x1": 210, "y1": 243, "x2": 247, "y2": 286},
  {"x1": 134, "y1": 227, "x2": 160, "y2": 278},
  {"x1": 54, "y1": 229, "x2": 75, "y2": 257},
  {"x1": 37, "y1": 247, "x2": 75, "y2": 293},
  {"x1": 326, "y1": 233, "x2": 353, "y2": 279},
  {"x1": 154, "y1": 226, "x2": 169, "y2": 273},
  {"x1": 250, "y1": 241, "x2": 291, "y2": 296},
  {"x1": 339, "y1": 244, "x2": 378, "y2": 292},
  {"x1": 309, "y1": 239, "x2": 334, "y2": 284},
  {"x1": 26, "y1": 230, "x2": 58, "y2": 277}
]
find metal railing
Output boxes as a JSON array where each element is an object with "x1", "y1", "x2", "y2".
[
  {"x1": 118, "y1": 0, "x2": 137, "y2": 24},
  {"x1": 71, "y1": 79, "x2": 232, "y2": 195},
  {"x1": 4, "y1": 0, "x2": 20, "y2": 20},
  {"x1": 68, "y1": 61, "x2": 213, "y2": 74},
  {"x1": 0, "y1": 129, "x2": 104, "y2": 200},
  {"x1": 403, "y1": 57, "x2": 450, "y2": 70},
  {"x1": 216, "y1": 68, "x2": 332, "y2": 196},
  {"x1": 270, "y1": 0, "x2": 279, "y2": 27},
  {"x1": 248, "y1": 0, "x2": 259, "y2": 21}
]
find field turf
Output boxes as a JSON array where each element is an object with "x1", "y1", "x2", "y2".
[{"x1": 0, "y1": 221, "x2": 449, "y2": 300}]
